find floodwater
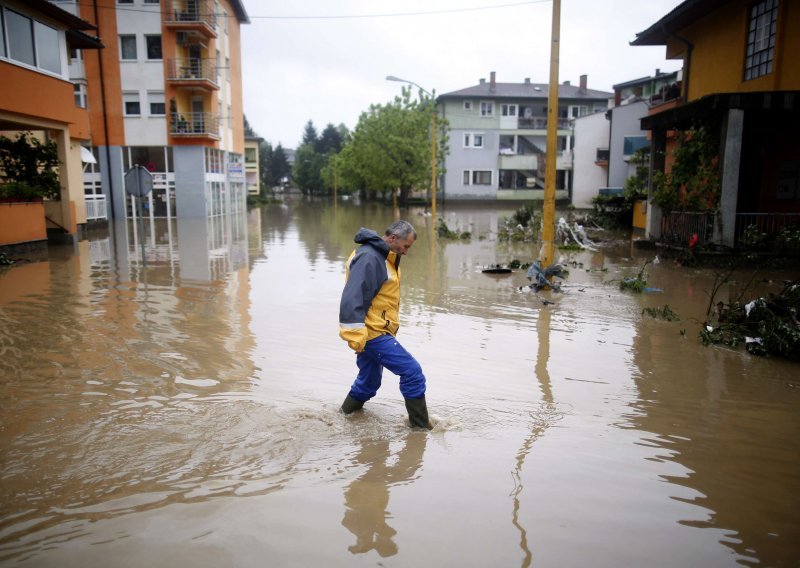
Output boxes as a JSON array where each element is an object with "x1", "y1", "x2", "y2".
[{"x1": 0, "y1": 199, "x2": 798, "y2": 567}]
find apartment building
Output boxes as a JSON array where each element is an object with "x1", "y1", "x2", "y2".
[
  {"x1": 244, "y1": 134, "x2": 260, "y2": 196},
  {"x1": 437, "y1": 72, "x2": 612, "y2": 202},
  {"x1": 63, "y1": 0, "x2": 249, "y2": 221},
  {"x1": 0, "y1": 0, "x2": 102, "y2": 247}
]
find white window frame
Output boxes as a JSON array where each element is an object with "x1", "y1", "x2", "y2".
[
  {"x1": 472, "y1": 170, "x2": 492, "y2": 185},
  {"x1": 463, "y1": 132, "x2": 484, "y2": 149},
  {"x1": 123, "y1": 91, "x2": 141, "y2": 116},
  {"x1": 462, "y1": 169, "x2": 493, "y2": 186},
  {"x1": 119, "y1": 34, "x2": 137, "y2": 61},
  {"x1": 463, "y1": 100, "x2": 473, "y2": 111},
  {"x1": 144, "y1": 34, "x2": 161, "y2": 61},
  {"x1": 147, "y1": 91, "x2": 165, "y2": 116},
  {"x1": 480, "y1": 101, "x2": 494, "y2": 117},
  {"x1": 73, "y1": 82, "x2": 87, "y2": 108},
  {"x1": 501, "y1": 104, "x2": 517, "y2": 117}
]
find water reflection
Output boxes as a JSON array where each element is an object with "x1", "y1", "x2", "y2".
[
  {"x1": 1, "y1": 200, "x2": 798, "y2": 566},
  {"x1": 341, "y1": 433, "x2": 427, "y2": 558}
]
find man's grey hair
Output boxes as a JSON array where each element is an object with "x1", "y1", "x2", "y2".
[{"x1": 385, "y1": 220, "x2": 417, "y2": 239}]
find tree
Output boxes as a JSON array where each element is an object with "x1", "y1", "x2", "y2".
[
  {"x1": 243, "y1": 114, "x2": 258, "y2": 138},
  {"x1": 336, "y1": 86, "x2": 447, "y2": 205},
  {"x1": 318, "y1": 123, "x2": 344, "y2": 154},
  {"x1": 0, "y1": 132, "x2": 61, "y2": 200},
  {"x1": 259, "y1": 140, "x2": 274, "y2": 194},
  {"x1": 302, "y1": 120, "x2": 319, "y2": 147},
  {"x1": 270, "y1": 144, "x2": 291, "y2": 186}
]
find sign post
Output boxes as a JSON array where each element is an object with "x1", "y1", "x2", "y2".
[{"x1": 124, "y1": 165, "x2": 153, "y2": 267}]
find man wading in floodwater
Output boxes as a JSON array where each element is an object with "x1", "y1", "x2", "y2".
[{"x1": 339, "y1": 220, "x2": 432, "y2": 429}]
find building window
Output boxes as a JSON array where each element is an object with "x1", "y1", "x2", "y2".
[
  {"x1": 6, "y1": 9, "x2": 36, "y2": 67},
  {"x1": 744, "y1": 0, "x2": 778, "y2": 80},
  {"x1": 74, "y1": 82, "x2": 87, "y2": 108},
  {"x1": 463, "y1": 133, "x2": 484, "y2": 148},
  {"x1": 223, "y1": 9, "x2": 228, "y2": 34},
  {"x1": 145, "y1": 35, "x2": 162, "y2": 60},
  {"x1": 472, "y1": 170, "x2": 492, "y2": 185},
  {"x1": 117, "y1": 0, "x2": 134, "y2": 3},
  {"x1": 148, "y1": 91, "x2": 165, "y2": 115},
  {"x1": 501, "y1": 104, "x2": 517, "y2": 117},
  {"x1": 123, "y1": 92, "x2": 141, "y2": 116},
  {"x1": 480, "y1": 101, "x2": 494, "y2": 117},
  {"x1": 225, "y1": 57, "x2": 230, "y2": 81},
  {"x1": 623, "y1": 135, "x2": 649, "y2": 156},
  {"x1": 462, "y1": 170, "x2": 492, "y2": 185},
  {"x1": 0, "y1": 10, "x2": 5, "y2": 58},
  {"x1": 144, "y1": 0, "x2": 160, "y2": 3},
  {"x1": 34, "y1": 21, "x2": 61, "y2": 74},
  {"x1": 119, "y1": 35, "x2": 137, "y2": 60},
  {"x1": 463, "y1": 101, "x2": 472, "y2": 111}
]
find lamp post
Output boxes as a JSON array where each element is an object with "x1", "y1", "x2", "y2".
[{"x1": 386, "y1": 75, "x2": 437, "y2": 220}]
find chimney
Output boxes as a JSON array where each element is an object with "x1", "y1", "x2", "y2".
[
  {"x1": 479, "y1": 78, "x2": 486, "y2": 85},
  {"x1": 655, "y1": 68, "x2": 661, "y2": 76},
  {"x1": 563, "y1": 80, "x2": 571, "y2": 86},
  {"x1": 524, "y1": 78, "x2": 531, "y2": 84},
  {"x1": 490, "y1": 71, "x2": 496, "y2": 92},
  {"x1": 579, "y1": 74, "x2": 587, "y2": 90}
]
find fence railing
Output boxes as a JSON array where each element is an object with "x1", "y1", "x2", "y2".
[
  {"x1": 735, "y1": 212, "x2": 800, "y2": 246},
  {"x1": 85, "y1": 194, "x2": 107, "y2": 221},
  {"x1": 170, "y1": 112, "x2": 220, "y2": 137},
  {"x1": 164, "y1": 0, "x2": 217, "y2": 28},
  {"x1": 660, "y1": 211, "x2": 715, "y2": 247},
  {"x1": 166, "y1": 58, "x2": 218, "y2": 84}
]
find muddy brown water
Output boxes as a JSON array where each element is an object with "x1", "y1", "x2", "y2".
[{"x1": 1, "y1": 200, "x2": 798, "y2": 567}]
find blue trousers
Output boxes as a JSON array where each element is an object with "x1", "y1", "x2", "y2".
[{"x1": 348, "y1": 335, "x2": 427, "y2": 401}]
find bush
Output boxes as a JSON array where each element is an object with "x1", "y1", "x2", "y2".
[{"x1": 0, "y1": 132, "x2": 61, "y2": 200}]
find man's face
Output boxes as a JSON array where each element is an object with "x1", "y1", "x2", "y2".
[{"x1": 385, "y1": 234, "x2": 416, "y2": 256}]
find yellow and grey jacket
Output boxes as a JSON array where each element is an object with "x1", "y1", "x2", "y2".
[{"x1": 339, "y1": 228, "x2": 402, "y2": 353}]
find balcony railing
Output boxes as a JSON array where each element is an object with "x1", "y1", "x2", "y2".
[
  {"x1": 170, "y1": 112, "x2": 220, "y2": 139},
  {"x1": 164, "y1": 0, "x2": 217, "y2": 35},
  {"x1": 166, "y1": 58, "x2": 218, "y2": 88},
  {"x1": 85, "y1": 194, "x2": 107, "y2": 221},
  {"x1": 517, "y1": 117, "x2": 572, "y2": 130}
]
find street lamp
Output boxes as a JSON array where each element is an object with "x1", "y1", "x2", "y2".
[{"x1": 386, "y1": 75, "x2": 438, "y2": 220}]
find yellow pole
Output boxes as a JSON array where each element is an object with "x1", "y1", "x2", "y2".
[
  {"x1": 541, "y1": 0, "x2": 561, "y2": 269},
  {"x1": 430, "y1": 108, "x2": 437, "y2": 220}
]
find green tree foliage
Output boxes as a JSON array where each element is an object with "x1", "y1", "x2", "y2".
[
  {"x1": 336, "y1": 86, "x2": 447, "y2": 204},
  {"x1": 243, "y1": 114, "x2": 258, "y2": 138},
  {"x1": 271, "y1": 144, "x2": 291, "y2": 186},
  {"x1": 652, "y1": 125, "x2": 720, "y2": 212},
  {"x1": 0, "y1": 131, "x2": 61, "y2": 200},
  {"x1": 294, "y1": 121, "x2": 350, "y2": 194}
]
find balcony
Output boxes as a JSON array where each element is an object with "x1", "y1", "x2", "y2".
[
  {"x1": 170, "y1": 112, "x2": 220, "y2": 140},
  {"x1": 164, "y1": 0, "x2": 217, "y2": 38},
  {"x1": 167, "y1": 58, "x2": 219, "y2": 90},
  {"x1": 517, "y1": 117, "x2": 572, "y2": 131},
  {"x1": 498, "y1": 153, "x2": 538, "y2": 170}
]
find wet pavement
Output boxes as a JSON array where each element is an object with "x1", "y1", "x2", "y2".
[{"x1": 0, "y1": 199, "x2": 798, "y2": 567}]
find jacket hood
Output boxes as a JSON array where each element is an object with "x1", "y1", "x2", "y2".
[{"x1": 354, "y1": 228, "x2": 389, "y2": 254}]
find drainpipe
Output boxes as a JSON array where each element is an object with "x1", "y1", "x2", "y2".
[
  {"x1": 663, "y1": 24, "x2": 693, "y2": 101},
  {"x1": 93, "y1": 0, "x2": 116, "y2": 220}
]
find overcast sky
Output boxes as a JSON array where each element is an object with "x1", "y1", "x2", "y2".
[{"x1": 241, "y1": 0, "x2": 685, "y2": 149}]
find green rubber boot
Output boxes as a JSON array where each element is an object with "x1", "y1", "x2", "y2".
[
  {"x1": 404, "y1": 396, "x2": 432, "y2": 430},
  {"x1": 341, "y1": 395, "x2": 365, "y2": 415}
]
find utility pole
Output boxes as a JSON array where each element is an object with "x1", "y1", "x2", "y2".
[{"x1": 541, "y1": 0, "x2": 561, "y2": 268}]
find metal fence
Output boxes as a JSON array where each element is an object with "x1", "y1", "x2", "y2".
[
  {"x1": 735, "y1": 212, "x2": 800, "y2": 247},
  {"x1": 660, "y1": 211, "x2": 716, "y2": 247}
]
